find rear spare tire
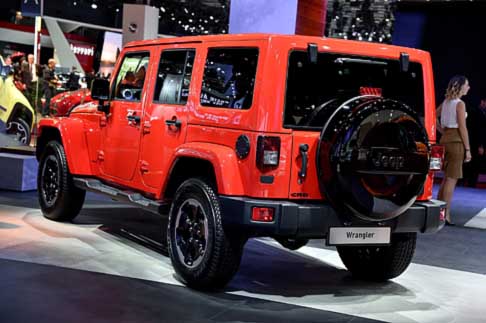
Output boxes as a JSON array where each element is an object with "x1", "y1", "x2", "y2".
[{"x1": 316, "y1": 96, "x2": 430, "y2": 221}]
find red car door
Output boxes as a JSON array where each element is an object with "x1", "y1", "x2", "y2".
[
  {"x1": 140, "y1": 46, "x2": 197, "y2": 189},
  {"x1": 100, "y1": 50, "x2": 152, "y2": 181}
]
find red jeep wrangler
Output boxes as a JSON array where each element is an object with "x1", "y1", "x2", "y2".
[{"x1": 36, "y1": 34, "x2": 446, "y2": 290}]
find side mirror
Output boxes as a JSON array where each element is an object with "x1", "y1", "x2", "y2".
[{"x1": 91, "y1": 78, "x2": 110, "y2": 113}]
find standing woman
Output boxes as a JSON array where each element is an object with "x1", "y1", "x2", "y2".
[{"x1": 437, "y1": 75, "x2": 472, "y2": 225}]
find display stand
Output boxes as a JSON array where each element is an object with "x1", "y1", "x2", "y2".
[{"x1": 0, "y1": 130, "x2": 37, "y2": 191}]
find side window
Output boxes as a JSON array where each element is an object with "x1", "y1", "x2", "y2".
[
  {"x1": 112, "y1": 52, "x2": 150, "y2": 101},
  {"x1": 153, "y1": 49, "x2": 195, "y2": 105},
  {"x1": 200, "y1": 48, "x2": 258, "y2": 109}
]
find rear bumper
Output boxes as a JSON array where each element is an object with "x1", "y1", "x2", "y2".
[{"x1": 219, "y1": 196, "x2": 446, "y2": 239}]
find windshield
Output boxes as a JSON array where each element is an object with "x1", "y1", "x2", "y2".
[{"x1": 284, "y1": 51, "x2": 425, "y2": 129}]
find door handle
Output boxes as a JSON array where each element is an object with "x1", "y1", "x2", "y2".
[
  {"x1": 165, "y1": 118, "x2": 182, "y2": 129},
  {"x1": 298, "y1": 144, "x2": 309, "y2": 183},
  {"x1": 127, "y1": 114, "x2": 141, "y2": 125}
]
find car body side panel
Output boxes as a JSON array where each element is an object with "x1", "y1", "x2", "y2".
[
  {"x1": 184, "y1": 126, "x2": 293, "y2": 198},
  {"x1": 168, "y1": 142, "x2": 246, "y2": 196},
  {"x1": 37, "y1": 118, "x2": 92, "y2": 175}
]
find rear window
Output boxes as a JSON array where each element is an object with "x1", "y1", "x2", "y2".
[
  {"x1": 284, "y1": 51, "x2": 424, "y2": 128},
  {"x1": 200, "y1": 48, "x2": 258, "y2": 109}
]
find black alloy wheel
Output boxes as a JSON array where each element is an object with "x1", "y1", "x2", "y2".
[
  {"x1": 174, "y1": 198, "x2": 209, "y2": 269},
  {"x1": 40, "y1": 154, "x2": 61, "y2": 208},
  {"x1": 37, "y1": 140, "x2": 86, "y2": 221},
  {"x1": 168, "y1": 178, "x2": 245, "y2": 290}
]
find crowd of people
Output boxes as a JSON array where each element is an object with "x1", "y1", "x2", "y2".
[{"x1": 2, "y1": 53, "x2": 98, "y2": 117}]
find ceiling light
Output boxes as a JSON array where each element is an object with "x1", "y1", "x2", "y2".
[
  {"x1": 160, "y1": 6, "x2": 165, "y2": 12},
  {"x1": 116, "y1": 8, "x2": 119, "y2": 12},
  {"x1": 91, "y1": 3, "x2": 97, "y2": 9}
]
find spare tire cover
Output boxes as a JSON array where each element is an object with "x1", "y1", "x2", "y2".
[{"x1": 316, "y1": 96, "x2": 430, "y2": 221}]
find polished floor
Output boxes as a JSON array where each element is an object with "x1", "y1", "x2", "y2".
[{"x1": 0, "y1": 186, "x2": 485, "y2": 323}]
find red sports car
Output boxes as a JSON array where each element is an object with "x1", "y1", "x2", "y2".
[{"x1": 50, "y1": 88, "x2": 93, "y2": 116}]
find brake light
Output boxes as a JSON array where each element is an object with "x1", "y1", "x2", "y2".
[
  {"x1": 251, "y1": 207, "x2": 275, "y2": 222},
  {"x1": 430, "y1": 144, "x2": 444, "y2": 171},
  {"x1": 360, "y1": 86, "x2": 382, "y2": 96},
  {"x1": 439, "y1": 208, "x2": 446, "y2": 222},
  {"x1": 256, "y1": 136, "x2": 280, "y2": 169}
]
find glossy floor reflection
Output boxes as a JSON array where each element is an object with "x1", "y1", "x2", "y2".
[{"x1": 0, "y1": 187, "x2": 485, "y2": 322}]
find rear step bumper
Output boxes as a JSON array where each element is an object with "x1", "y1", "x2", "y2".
[{"x1": 219, "y1": 196, "x2": 447, "y2": 238}]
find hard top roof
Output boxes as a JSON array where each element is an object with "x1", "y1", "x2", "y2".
[{"x1": 123, "y1": 33, "x2": 428, "y2": 60}]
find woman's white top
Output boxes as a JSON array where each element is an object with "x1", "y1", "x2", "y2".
[{"x1": 440, "y1": 98, "x2": 463, "y2": 128}]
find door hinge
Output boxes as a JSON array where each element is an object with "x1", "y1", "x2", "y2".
[
  {"x1": 100, "y1": 115, "x2": 107, "y2": 127},
  {"x1": 143, "y1": 121, "x2": 151, "y2": 134},
  {"x1": 140, "y1": 160, "x2": 149, "y2": 173},
  {"x1": 97, "y1": 150, "x2": 105, "y2": 161}
]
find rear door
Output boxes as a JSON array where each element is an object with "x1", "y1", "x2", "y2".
[{"x1": 139, "y1": 46, "x2": 197, "y2": 189}]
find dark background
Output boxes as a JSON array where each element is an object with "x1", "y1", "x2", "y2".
[
  {"x1": 0, "y1": 0, "x2": 229, "y2": 36},
  {"x1": 393, "y1": 2, "x2": 486, "y2": 110},
  {"x1": 1, "y1": 0, "x2": 485, "y2": 108}
]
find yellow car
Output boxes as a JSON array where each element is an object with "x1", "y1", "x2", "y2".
[{"x1": 0, "y1": 55, "x2": 35, "y2": 144}]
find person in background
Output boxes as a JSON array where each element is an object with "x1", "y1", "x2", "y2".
[
  {"x1": 67, "y1": 66, "x2": 80, "y2": 91},
  {"x1": 42, "y1": 58, "x2": 59, "y2": 117},
  {"x1": 133, "y1": 66, "x2": 146, "y2": 88},
  {"x1": 4, "y1": 56, "x2": 13, "y2": 75},
  {"x1": 463, "y1": 98, "x2": 486, "y2": 187},
  {"x1": 436, "y1": 75, "x2": 472, "y2": 225},
  {"x1": 85, "y1": 70, "x2": 95, "y2": 90},
  {"x1": 21, "y1": 54, "x2": 39, "y2": 110}
]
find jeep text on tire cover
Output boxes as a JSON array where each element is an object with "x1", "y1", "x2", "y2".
[{"x1": 36, "y1": 34, "x2": 446, "y2": 290}]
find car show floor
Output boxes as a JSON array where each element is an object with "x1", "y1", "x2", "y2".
[{"x1": 0, "y1": 186, "x2": 485, "y2": 323}]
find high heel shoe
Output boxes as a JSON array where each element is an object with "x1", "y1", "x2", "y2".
[{"x1": 445, "y1": 220, "x2": 456, "y2": 226}]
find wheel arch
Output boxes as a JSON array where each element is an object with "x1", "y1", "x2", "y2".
[
  {"x1": 8, "y1": 103, "x2": 35, "y2": 129},
  {"x1": 162, "y1": 143, "x2": 245, "y2": 199},
  {"x1": 36, "y1": 119, "x2": 93, "y2": 175}
]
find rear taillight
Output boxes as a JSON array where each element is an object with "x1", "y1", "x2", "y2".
[
  {"x1": 251, "y1": 207, "x2": 275, "y2": 222},
  {"x1": 256, "y1": 136, "x2": 280, "y2": 169},
  {"x1": 439, "y1": 208, "x2": 446, "y2": 222},
  {"x1": 430, "y1": 144, "x2": 445, "y2": 171}
]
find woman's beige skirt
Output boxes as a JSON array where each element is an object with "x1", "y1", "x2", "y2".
[{"x1": 440, "y1": 128, "x2": 465, "y2": 179}]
